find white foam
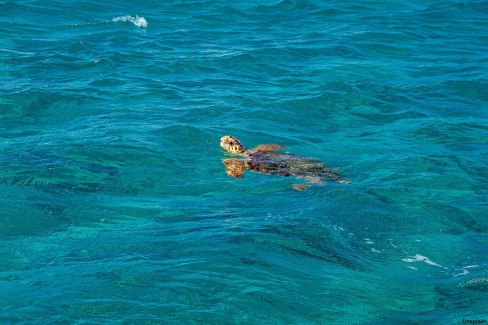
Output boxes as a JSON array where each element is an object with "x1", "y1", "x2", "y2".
[
  {"x1": 454, "y1": 265, "x2": 479, "y2": 277},
  {"x1": 364, "y1": 238, "x2": 374, "y2": 245},
  {"x1": 455, "y1": 269, "x2": 469, "y2": 277},
  {"x1": 401, "y1": 254, "x2": 445, "y2": 268},
  {"x1": 112, "y1": 15, "x2": 148, "y2": 28},
  {"x1": 458, "y1": 276, "x2": 488, "y2": 287}
]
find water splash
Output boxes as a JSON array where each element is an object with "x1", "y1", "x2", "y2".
[{"x1": 112, "y1": 15, "x2": 148, "y2": 28}]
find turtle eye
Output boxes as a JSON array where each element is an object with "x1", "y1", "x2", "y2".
[{"x1": 229, "y1": 141, "x2": 234, "y2": 145}]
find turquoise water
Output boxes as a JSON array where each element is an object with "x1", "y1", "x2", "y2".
[{"x1": 1, "y1": 0, "x2": 487, "y2": 323}]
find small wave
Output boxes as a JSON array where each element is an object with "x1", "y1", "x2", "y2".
[
  {"x1": 112, "y1": 15, "x2": 148, "y2": 28},
  {"x1": 454, "y1": 265, "x2": 480, "y2": 277},
  {"x1": 402, "y1": 254, "x2": 446, "y2": 268}
]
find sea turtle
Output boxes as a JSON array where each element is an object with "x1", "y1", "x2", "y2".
[{"x1": 220, "y1": 135, "x2": 349, "y2": 190}]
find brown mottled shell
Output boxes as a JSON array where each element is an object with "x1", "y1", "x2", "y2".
[{"x1": 246, "y1": 151, "x2": 344, "y2": 182}]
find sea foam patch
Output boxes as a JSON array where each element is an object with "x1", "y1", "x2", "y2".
[
  {"x1": 402, "y1": 254, "x2": 446, "y2": 268},
  {"x1": 112, "y1": 15, "x2": 148, "y2": 28}
]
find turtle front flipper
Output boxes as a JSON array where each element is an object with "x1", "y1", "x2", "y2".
[
  {"x1": 223, "y1": 158, "x2": 246, "y2": 178},
  {"x1": 252, "y1": 144, "x2": 286, "y2": 152}
]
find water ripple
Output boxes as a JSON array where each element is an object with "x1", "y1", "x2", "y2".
[{"x1": 1, "y1": 0, "x2": 487, "y2": 322}]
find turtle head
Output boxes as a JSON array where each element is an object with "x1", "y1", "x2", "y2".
[{"x1": 220, "y1": 135, "x2": 248, "y2": 156}]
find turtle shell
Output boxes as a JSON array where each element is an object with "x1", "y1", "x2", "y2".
[{"x1": 246, "y1": 151, "x2": 343, "y2": 181}]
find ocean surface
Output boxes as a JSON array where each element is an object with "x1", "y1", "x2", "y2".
[{"x1": 1, "y1": 0, "x2": 487, "y2": 323}]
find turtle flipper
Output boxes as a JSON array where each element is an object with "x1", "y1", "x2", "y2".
[
  {"x1": 304, "y1": 176, "x2": 325, "y2": 185},
  {"x1": 223, "y1": 158, "x2": 245, "y2": 178},
  {"x1": 252, "y1": 144, "x2": 286, "y2": 152},
  {"x1": 292, "y1": 184, "x2": 310, "y2": 191}
]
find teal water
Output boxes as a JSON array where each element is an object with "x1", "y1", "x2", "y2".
[{"x1": 1, "y1": 0, "x2": 487, "y2": 323}]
